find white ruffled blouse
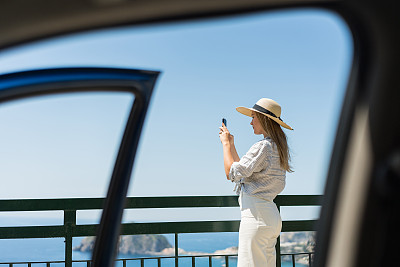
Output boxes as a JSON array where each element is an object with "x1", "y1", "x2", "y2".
[{"x1": 229, "y1": 137, "x2": 286, "y2": 202}]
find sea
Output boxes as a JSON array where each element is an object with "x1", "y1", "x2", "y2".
[{"x1": 0, "y1": 217, "x2": 308, "y2": 267}]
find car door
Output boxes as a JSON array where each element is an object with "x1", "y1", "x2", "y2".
[{"x1": 0, "y1": 67, "x2": 159, "y2": 266}]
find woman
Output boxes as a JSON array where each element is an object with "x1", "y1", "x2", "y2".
[{"x1": 219, "y1": 98, "x2": 293, "y2": 267}]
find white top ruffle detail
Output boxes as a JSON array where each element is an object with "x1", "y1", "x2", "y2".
[{"x1": 229, "y1": 137, "x2": 286, "y2": 202}]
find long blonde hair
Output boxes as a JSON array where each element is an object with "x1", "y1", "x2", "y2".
[{"x1": 255, "y1": 112, "x2": 293, "y2": 172}]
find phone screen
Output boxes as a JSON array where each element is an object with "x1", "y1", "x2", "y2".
[{"x1": 222, "y1": 118, "x2": 227, "y2": 127}]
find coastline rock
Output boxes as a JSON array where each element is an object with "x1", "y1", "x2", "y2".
[
  {"x1": 73, "y1": 235, "x2": 172, "y2": 255},
  {"x1": 280, "y1": 231, "x2": 315, "y2": 265}
]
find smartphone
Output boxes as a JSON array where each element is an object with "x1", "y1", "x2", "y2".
[{"x1": 222, "y1": 118, "x2": 227, "y2": 127}]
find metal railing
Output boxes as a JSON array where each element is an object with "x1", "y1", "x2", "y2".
[{"x1": 0, "y1": 195, "x2": 322, "y2": 267}]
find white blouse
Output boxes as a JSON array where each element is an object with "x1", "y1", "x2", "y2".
[{"x1": 229, "y1": 137, "x2": 286, "y2": 202}]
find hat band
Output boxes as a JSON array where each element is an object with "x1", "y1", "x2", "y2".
[{"x1": 253, "y1": 104, "x2": 283, "y2": 121}]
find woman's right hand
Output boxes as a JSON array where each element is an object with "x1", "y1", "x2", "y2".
[{"x1": 219, "y1": 123, "x2": 234, "y2": 145}]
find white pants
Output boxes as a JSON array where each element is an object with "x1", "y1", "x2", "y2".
[{"x1": 237, "y1": 192, "x2": 282, "y2": 267}]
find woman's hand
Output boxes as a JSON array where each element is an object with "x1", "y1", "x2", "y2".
[
  {"x1": 219, "y1": 123, "x2": 232, "y2": 145},
  {"x1": 219, "y1": 122, "x2": 239, "y2": 178},
  {"x1": 220, "y1": 123, "x2": 234, "y2": 179}
]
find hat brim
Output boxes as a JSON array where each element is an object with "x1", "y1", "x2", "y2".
[{"x1": 236, "y1": 106, "x2": 293, "y2": 130}]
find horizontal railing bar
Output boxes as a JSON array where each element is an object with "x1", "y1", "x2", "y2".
[
  {"x1": 124, "y1": 196, "x2": 240, "y2": 209},
  {"x1": 2, "y1": 255, "x2": 239, "y2": 265},
  {"x1": 0, "y1": 196, "x2": 239, "y2": 211},
  {"x1": 0, "y1": 219, "x2": 317, "y2": 239},
  {"x1": 282, "y1": 220, "x2": 317, "y2": 232},
  {"x1": 2, "y1": 252, "x2": 314, "y2": 265},
  {"x1": 0, "y1": 225, "x2": 65, "y2": 239},
  {"x1": 0, "y1": 198, "x2": 103, "y2": 212},
  {"x1": 281, "y1": 252, "x2": 314, "y2": 256},
  {"x1": 0, "y1": 261, "x2": 65, "y2": 264},
  {"x1": 0, "y1": 195, "x2": 322, "y2": 212},
  {"x1": 274, "y1": 195, "x2": 323, "y2": 206},
  {"x1": 74, "y1": 254, "x2": 239, "y2": 263},
  {"x1": 1, "y1": 255, "x2": 239, "y2": 265}
]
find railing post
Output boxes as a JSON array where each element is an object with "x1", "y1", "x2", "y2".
[
  {"x1": 276, "y1": 235, "x2": 282, "y2": 267},
  {"x1": 175, "y1": 233, "x2": 179, "y2": 267},
  {"x1": 276, "y1": 204, "x2": 282, "y2": 267},
  {"x1": 64, "y1": 210, "x2": 76, "y2": 267}
]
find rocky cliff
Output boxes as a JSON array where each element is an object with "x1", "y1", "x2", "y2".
[
  {"x1": 280, "y1": 231, "x2": 316, "y2": 265},
  {"x1": 74, "y1": 234, "x2": 172, "y2": 255}
]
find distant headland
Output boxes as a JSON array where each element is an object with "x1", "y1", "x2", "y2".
[
  {"x1": 73, "y1": 234, "x2": 238, "y2": 256},
  {"x1": 74, "y1": 234, "x2": 172, "y2": 255}
]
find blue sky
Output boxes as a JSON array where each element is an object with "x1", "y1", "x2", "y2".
[{"x1": 0, "y1": 8, "x2": 353, "y2": 222}]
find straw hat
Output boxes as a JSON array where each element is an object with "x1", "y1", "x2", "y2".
[{"x1": 236, "y1": 98, "x2": 293, "y2": 130}]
